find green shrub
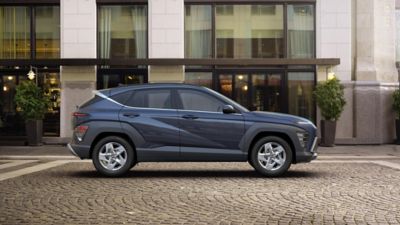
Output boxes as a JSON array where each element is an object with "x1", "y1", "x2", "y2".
[
  {"x1": 314, "y1": 78, "x2": 346, "y2": 121},
  {"x1": 15, "y1": 81, "x2": 50, "y2": 121},
  {"x1": 393, "y1": 89, "x2": 400, "y2": 119}
]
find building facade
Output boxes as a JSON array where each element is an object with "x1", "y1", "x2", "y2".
[{"x1": 0, "y1": 0, "x2": 398, "y2": 144}]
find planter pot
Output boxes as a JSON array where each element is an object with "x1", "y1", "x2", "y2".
[
  {"x1": 25, "y1": 120, "x2": 43, "y2": 146},
  {"x1": 320, "y1": 120, "x2": 336, "y2": 147},
  {"x1": 396, "y1": 120, "x2": 400, "y2": 145}
]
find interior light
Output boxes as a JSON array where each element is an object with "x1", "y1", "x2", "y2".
[
  {"x1": 27, "y1": 68, "x2": 36, "y2": 80},
  {"x1": 3, "y1": 86, "x2": 8, "y2": 92},
  {"x1": 7, "y1": 76, "x2": 13, "y2": 81},
  {"x1": 238, "y1": 75, "x2": 244, "y2": 80},
  {"x1": 242, "y1": 85, "x2": 248, "y2": 91}
]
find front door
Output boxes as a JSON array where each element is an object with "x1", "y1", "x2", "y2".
[
  {"x1": 176, "y1": 88, "x2": 246, "y2": 161},
  {"x1": 217, "y1": 72, "x2": 283, "y2": 112}
]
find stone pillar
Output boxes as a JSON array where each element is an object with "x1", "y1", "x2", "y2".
[
  {"x1": 352, "y1": 0, "x2": 398, "y2": 144},
  {"x1": 60, "y1": 0, "x2": 97, "y2": 138},
  {"x1": 148, "y1": 0, "x2": 184, "y2": 83}
]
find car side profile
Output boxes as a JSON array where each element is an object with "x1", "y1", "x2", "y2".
[{"x1": 68, "y1": 83, "x2": 317, "y2": 177}]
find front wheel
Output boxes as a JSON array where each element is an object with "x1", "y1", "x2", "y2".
[
  {"x1": 250, "y1": 136, "x2": 292, "y2": 177},
  {"x1": 92, "y1": 136, "x2": 135, "y2": 177}
]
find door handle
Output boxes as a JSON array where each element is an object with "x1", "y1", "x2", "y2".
[
  {"x1": 182, "y1": 115, "x2": 198, "y2": 120},
  {"x1": 123, "y1": 113, "x2": 140, "y2": 118}
]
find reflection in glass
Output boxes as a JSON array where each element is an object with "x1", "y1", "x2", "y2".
[
  {"x1": 185, "y1": 5, "x2": 212, "y2": 58},
  {"x1": 0, "y1": 7, "x2": 30, "y2": 59},
  {"x1": 184, "y1": 72, "x2": 212, "y2": 89},
  {"x1": 234, "y1": 74, "x2": 248, "y2": 108},
  {"x1": 102, "y1": 74, "x2": 121, "y2": 89},
  {"x1": 252, "y1": 74, "x2": 281, "y2": 112},
  {"x1": 219, "y1": 74, "x2": 233, "y2": 98},
  {"x1": 287, "y1": 5, "x2": 315, "y2": 58},
  {"x1": 124, "y1": 74, "x2": 143, "y2": 85},
  {"x1": 215, "y1": 5, "x2": 283, "y2": 58},
  {"x1": 288, "y1": 72, "x2": 315, "y2": 121},
  {"x1": 98, "y1": 5, "x2": 147, "y2": 58},
  {"x1": 35, "y1": 6, "x2": 60, "y2": 58}
]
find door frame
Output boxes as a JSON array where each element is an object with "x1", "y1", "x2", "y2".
[{"x1": 215, "y1": 69, "x2": 287, "y2": 113}]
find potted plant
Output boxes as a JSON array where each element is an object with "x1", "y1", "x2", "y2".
[
  {"x1": 314, "y1": 77, "x2": 346, "y2": 147},
  {"x1": 393, "y1": 89, "x2": 400, "y2": 144},
  {"x1": 15, "y1": 81, "x2": 50, "y2": 146}
]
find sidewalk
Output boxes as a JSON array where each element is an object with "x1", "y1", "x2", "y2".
[{"x1": 0, "y1": 144, "x2": 400, "y2": 156}]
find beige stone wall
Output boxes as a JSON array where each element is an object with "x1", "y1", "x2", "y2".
[
  {"x1": 59, "y1": 66, "x2": 96, "y2": 138},
  {"x1": 148, "y1": 66, "x2": 184, "y2": 83}
]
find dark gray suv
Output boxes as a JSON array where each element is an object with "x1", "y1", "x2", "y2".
[{"x1": 68, "y1": 83, "x2": 317, "y2": 177}]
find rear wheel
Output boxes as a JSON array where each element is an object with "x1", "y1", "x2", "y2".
[
  {"x1": 92, "y1": 136, "x2": 135, "y2": 177},
  {"x1": 250, "y1": 136, "x2": 292, "y2": 177}
]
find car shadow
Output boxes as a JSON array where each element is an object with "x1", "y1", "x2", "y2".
[{"x1": 69, "y1": 169, "x2": 322, "y2": 179}]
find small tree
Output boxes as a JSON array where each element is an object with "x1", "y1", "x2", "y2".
[
  {"x1": 15, "y1": 81, "x2": 50, "y2": 121},
  {"x1": 314, "y1": 77, "x2": 346, "y2": 121},
  {"x1": 393, "y1": 89, "x2": 400, "y2": 119}
]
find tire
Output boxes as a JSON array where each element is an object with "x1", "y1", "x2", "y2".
[
  {"x1": 249, "y1": 136, "x2": 292, "y2": 177},
  {"x1": 92, "y1": 136, "x2": 135, "y2": 177}
]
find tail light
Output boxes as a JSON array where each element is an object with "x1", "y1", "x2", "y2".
[
  {"x1": 74, "y1": 125, "x2": 89, "y2": 141},
  {"x1": 73, "y1": 112, "x2": 89, "y2": 117}
]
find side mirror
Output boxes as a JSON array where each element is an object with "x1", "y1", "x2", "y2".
[{"x1": 222, "y1": 105, "x2": 236, "y2": 114}]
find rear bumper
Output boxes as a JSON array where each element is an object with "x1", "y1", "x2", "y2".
[{"x1": 67, "y1": 143, "x2": 91, "y2": 159}]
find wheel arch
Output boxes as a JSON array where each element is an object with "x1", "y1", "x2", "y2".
[
  {"x1": 247, "y1": 131, "x2": 296, "y2": 163},
  {"x1": 90, "y1": 132, "x2": 136, "y2": 159}
]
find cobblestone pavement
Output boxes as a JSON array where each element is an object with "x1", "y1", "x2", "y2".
[{"x1": 1, "y1": 159, "x2": 400, "y2": 225}]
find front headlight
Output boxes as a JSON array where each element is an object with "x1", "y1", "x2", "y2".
[{"x1": 297, "y1": 120, "x2": 317, "y2": 129}]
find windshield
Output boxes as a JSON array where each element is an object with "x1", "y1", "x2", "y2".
[{"x1": 204, "y1": 87, "x2": 249, "y2": 113}]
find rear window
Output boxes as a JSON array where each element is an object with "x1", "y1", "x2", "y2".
[{"x1": 80, "y1": 95, "x2": 103, "y2": 108}]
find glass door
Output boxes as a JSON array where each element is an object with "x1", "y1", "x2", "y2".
[{"x1": 217, "y1": 72, "x2": 283, "y2": 112}]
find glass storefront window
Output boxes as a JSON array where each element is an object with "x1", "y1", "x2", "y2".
[
  {"x1": 215, "y1": 5, "x2": 284, "y2": 58},
  {"x1": 0, "y1": 7, "x2": 30, "y2": 59},
  {"x1": 35, "y1": 6, "x2": 60, "y2": 58},
  {"x1": 184, "y1": 72, "x2": 213, "y2": 88},
  {"x1": 287, "y1": 5, "x2": 315, "y2": 58},
  {"x1": 185, "y1": 5, "x2": 212, "y2": 58},
  {"x1": 288, "y1": 72, "x2": 315, "y2": 121},
  {"x1": 98, "y1": 5, "x2": 147, "y2": 59},
  {"x1": 235, "y1": 74, "x2": 249, "y2": 107}
]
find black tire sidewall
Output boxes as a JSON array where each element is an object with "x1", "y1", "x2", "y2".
[
  {"x1": 92, "y1": 136, "x2": 134, "y2": 177},
  {"x1": 250, "y1": 136, "x2": 292, "y2": 177}
]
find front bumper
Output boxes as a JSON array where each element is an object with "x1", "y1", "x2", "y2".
[
  {"x1": 67, "y1": 143, "x2": 91, "y2": 159},
  {"x1": 296, "y1": 137, "x2": 318, "y2": 163}
]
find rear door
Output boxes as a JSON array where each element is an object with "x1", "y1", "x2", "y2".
[{"x1": 119, "y1": 88, "x2": 180, "y2": 161}]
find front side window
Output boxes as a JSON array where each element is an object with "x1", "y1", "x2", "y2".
[
  {"x1": 216, "y1": 5, "x2": 284, "y2": 58},
  {"x1": 98, "y1": 5, "x2": 147, "y2": 59},
  {"x1": 178, "y1": 89, "x2": 224, "y2": 112},
  {"x1": 126, "y1": 89, "x2": 172, "y2": 109}
]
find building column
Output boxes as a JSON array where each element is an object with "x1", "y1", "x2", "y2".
[
  {"x1": 148, "y1": 0, "x2": 184, "y2": 83},
  {"x1": 60, "y1": 0, "x2": 97, "y2": 138},
  {"x1": 352, "y1": 0, "x2": 398, "y2": 144}
]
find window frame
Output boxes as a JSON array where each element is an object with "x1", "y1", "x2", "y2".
[
  {"x1": 96, "y1": 2, "x2": 149, "y2": 59},
  {"x1": 184, "y1": 1, "x2": 316, "y2": 60},
  {"x1": 0, "y1": 3, "x2": 60, "y2": 59}
]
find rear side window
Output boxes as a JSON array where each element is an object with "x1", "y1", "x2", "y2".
[
  {"x1": 125, "y1": 89, "x2": 172, "y2": 109},
  {"x1": 80, "y1": 95, "x2": 103, "y2": 108},
  {"x1": 110, "y1": 91, "x2": 132, "y2": 105},
  {"x1": 177, "y1": 89, "x2": 224, "y2": 112}
]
